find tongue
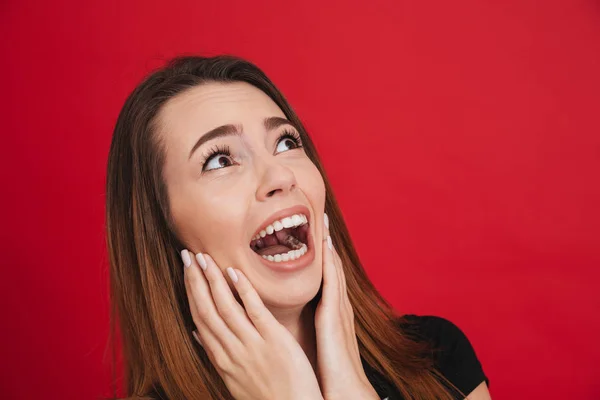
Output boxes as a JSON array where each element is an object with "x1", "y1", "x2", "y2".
[
  {"x1": 256, "y1": 230, "x2": 294, "y2": 256},
  {"x1": 254, "y1": 228, "x2": 305, "y2": 256},
  {"x1": 275, "y1": 229, "x2": 289, "y2": 243},
  {"x1": 257, "y1": 245, "x2": 292, "y2": 256}
]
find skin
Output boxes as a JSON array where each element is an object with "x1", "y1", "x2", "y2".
[
  {"x1": 160, "y1": 81, "x2": 379, "y2": 398},
  {"x1": 160, "y1": 81, "x2": 326, "y2": 312},
  {"x1": 160, "y1": 81, "x2": 326, "y2": 370},
  {"x1": 159, "y1": 81, "x2": 491, "y2": 400},
  {"x1": 466, "y1": 382, "x2": 491, "y2": 399}
]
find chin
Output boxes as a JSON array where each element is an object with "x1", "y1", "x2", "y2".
[{"x1": 261, "y1": 262, "x2": 323, "y2": 310}]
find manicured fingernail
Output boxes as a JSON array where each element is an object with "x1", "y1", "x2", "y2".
[
  {"x1": 324, "y1": 213, "x2": 329, "y2": 229},
  {"x1": 327, "y1": 235, "x2": 333, "y2": 250},
  {"x1": 196, "y1": 253, "x2": 207, "y2": 270},
  {"x1": 192, "y1": 330, "x2": 202, "y2": 346},
  {"x1": 181, "y1": 249, "x2": 192, "y2": 268},
  {"x1": 226, "y1": 267, "x2": 238, "y2": 283}
]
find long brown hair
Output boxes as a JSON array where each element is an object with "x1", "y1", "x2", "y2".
[{"x1": 105, "y1": 55, "x2": 463, "y2": 399}]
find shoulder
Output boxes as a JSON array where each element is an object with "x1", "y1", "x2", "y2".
[{"x1": 396, "y1": 314, "x2": 490, "y2": 397}]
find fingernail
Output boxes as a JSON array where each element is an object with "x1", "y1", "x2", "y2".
[
  {"x1": 226, "y1": 267, "x2": 238, "y2": 283},
  {"x1": 327, "y1": 235, "x2": 333, "y2": 250},
  {"x1": 196, "y1": 253, "x2": 207, "y2": 270},
  {"x1": 324, "y1": 213, "x2": 329, "y2": 229},
  {"x1": 192, "y1": 330, "x2": 202, "y2": 346},
  {"x1": 181, "y1": 249, "x2": 192, "y2": 268}
]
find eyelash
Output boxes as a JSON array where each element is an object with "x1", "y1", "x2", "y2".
[{"x1": 200, "y1": 129, "x2": 303, "y2": 172}]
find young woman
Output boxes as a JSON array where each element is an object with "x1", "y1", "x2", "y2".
[{"x1": 106, "y1": 55, "x2": 491, "y2": 400}]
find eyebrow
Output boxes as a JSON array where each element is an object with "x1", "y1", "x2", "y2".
[{"x1": 188, "y1": 116, "x2": 297, "y2": 160}]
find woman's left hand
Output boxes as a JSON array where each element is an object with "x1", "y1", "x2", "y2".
[{"x1": 315, "y1": 213, "x2": 380, "y2": 400}]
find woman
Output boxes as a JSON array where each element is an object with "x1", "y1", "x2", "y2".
[{"x1": 106, "y1": 55, "x2": 491, "y2": 400}]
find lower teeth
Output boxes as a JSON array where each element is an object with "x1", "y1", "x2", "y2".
[{"x1": 262, "y1": 243, "x2": 308, "y2": 263}]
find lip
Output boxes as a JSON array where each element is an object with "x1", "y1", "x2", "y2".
[
  {"x1": 250, "y1": 226, "x2": 315, "y2": 273},
  {"x1": 250, "y1": 204, "x2": 312, "y2": 240}
]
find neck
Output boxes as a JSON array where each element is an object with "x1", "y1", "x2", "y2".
[{"x1": 269, "y1": 301, "x2": 318, "y2": 373}]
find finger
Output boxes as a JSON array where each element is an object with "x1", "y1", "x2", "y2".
[
  {"x1": 326, "y1": 217, "x2": 353, "y2": 320},
  {"x1": 192, "y1": 329, "x2": 202, "y2": 346},
  {"x1": 324, "y1": 213, "x2": 345, "y2": 303},
  {"x1": 332, "y1": 240, "x2": 354, "y2": 322},
  {"x1": 327, "y1": 244, "x2": 357, "y2": 347},
  {"x1": 323, "y1": 218, "x2": 357, "y2": 351},
  {"x1": 183, "y1": 251, "x2": 233, "y2": 370},
  {"x1": 331, "y1": 244, "x2": 348, "y2": 302},
  {"x1": 331, "y1": 243, "x2": 345, "y2": 305},
  {"x1": 182, "y1": 249, "x2": 242, "y2": 355},
  {"x1": 229, "y1": 268, "x2": 281, "y2": 338},
  {"x1": 182, "y1": 249, "x2": 211, "y2": 328},
  {"x1": 194, "y1": 324, "x2": 234, "y2": 374},
  {"x1": 200, "y1": 253, "x2": 262, "y2": 344},
  {"x1": 191, "y1": 324, "x2": 220, "y2": 358},
  {"x1": 321, "y1": 213, "x2": 340, "y2": 305}
]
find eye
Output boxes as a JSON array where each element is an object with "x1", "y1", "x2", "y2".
[
  {"x1": 275, "y1": 130, "x2": 303, "y2": 154},
  {"x1": 201, "y1": 144, "x2": 234, "y2": 172},
  {"x1": 205, "y1": 154, "x2": 233, "y2": 171}
]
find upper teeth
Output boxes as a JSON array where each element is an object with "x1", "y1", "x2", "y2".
[{"x1": 252, "y1": 213, "x2": 308, "y2": 241}]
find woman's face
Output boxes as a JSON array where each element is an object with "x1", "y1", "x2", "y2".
[{"x1": 159, "y1": 82, "x2": 326, "y2": 310}]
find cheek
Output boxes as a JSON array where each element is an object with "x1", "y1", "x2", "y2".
[
  {"x1": 298, "y1": 161, "x2": 326, "y2": 206},
  {"x1": 200, "y1": 192, "x2": 248, "y2": 248},
  {"x1": 172, "y1": 183, "x2": 249, "y2": 253}
]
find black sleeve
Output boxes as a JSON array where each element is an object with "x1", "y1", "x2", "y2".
[{"x1": 399, "y1": 314, "x2": 489, "y2": 397}]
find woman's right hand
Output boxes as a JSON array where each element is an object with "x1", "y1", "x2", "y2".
[{"x1": 181, "y1": 249, "x2": 323, "y2": 400}]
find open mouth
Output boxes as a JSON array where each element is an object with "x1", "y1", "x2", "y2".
[{"x1": 249, "y1": 213, "x2": 310, "y2": 263}]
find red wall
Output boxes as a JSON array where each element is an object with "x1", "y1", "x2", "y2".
[{"x1": 2, "y1": 0, "x2": 599, "y2": 398}]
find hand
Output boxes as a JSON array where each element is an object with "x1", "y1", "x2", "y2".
[
  {"x1": 315, "y1": 214, "x2": 380, "y2": 400},
  {"x1": 182, "y1": 250, "x2": 323, "y2": 400}
]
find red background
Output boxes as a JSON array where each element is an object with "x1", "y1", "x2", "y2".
[{"x1": 1, "y1": 0, "x2": 599, "y2": 399}]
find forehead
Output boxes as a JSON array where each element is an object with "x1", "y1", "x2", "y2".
[{"x1": 157, "y1": 81, "x2": 286, "y2": 137}]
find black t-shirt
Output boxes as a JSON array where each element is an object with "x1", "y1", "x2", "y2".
[
  {"x1": 363, "y1": 314, "x2": 489, "y2": 400},
  {"x1": 147, "y1": 314, "x2": 488, "y2": 400}
]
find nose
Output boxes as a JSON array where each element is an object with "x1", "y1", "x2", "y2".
[{"x1": 255, "y1": 159, "x2": 298, "y2": 201}]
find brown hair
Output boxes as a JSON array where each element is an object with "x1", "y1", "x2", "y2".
[{"x1": 105, "y1": 55, "x2": 463, "y2": 399}]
